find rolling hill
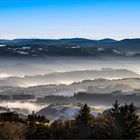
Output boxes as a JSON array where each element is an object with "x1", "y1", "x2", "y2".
[{"x1": 0, "y1": 38, "x2": 140, "y2": 56}]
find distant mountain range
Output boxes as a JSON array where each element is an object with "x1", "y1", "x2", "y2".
[{"x1": 0, "y1": 38, "x2": 140, "y2": 56}]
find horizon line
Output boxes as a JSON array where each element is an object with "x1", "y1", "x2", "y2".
[{"x1": 1, "y1": 37, "x2": 140, "y2": 41}]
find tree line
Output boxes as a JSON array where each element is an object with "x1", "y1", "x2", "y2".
[{"x1": 0, "y1": 100, "x2": 140, "y2": 139}]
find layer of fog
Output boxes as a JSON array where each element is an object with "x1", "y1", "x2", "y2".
[
  {"x1": 0, "y1": 101, "x2": 112, "y2": 116},
  {"x1": 0, "y1": 101, "x2": 47, "y2": 114},
  {"x1": 0, "y1": 56, "x2": 140, "y2": 79},
  {"x1": 0, "y1": 68, "x2": 138, "y2": 87}
]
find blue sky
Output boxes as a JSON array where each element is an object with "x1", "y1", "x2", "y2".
[{"x1": 0, "y1": 0, "x2": 140, "y2": 39}]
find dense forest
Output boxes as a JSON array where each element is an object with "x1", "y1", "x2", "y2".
[
  {"x1": 1, "y1": 38, "x2": 140, "y2": 57},
  {"x1": 0, "y1": 101, "x2": 139, "y2": 139}
]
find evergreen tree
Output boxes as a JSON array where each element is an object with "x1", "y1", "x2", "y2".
[
  {"x1": 123, "y1": 103, "x2": 140, "y2": 139},
  {"x1": 105, "y1": 100, "x2": 140, "y2": 139},
  {"x1": 105, "y1": 100, "x2": 121, "y2": 138},
  {"x1": 76, "y1": 104, "x2": 93, "y2": 125},
  {"x1": 75, "y1": 104, "x2": 93, "y2": 139},
  {"x1": 26, "y1": 111, "x2": 50, "y2": 139}
]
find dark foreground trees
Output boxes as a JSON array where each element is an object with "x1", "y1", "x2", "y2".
[
  {"x1": 0, "y1": 101, "x2": 139, "y2": 139},
  {"x1": 90, "y1": 100, "x2": 140, "y2": 139},
  {"x1": 105, "y1": 100, "x2": 140, "y2": 139},
  {"x1": 26, "y1": 111, "x2": 50, "y2": 139}
]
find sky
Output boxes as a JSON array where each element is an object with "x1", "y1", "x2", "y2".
[{"x1": 0, "y1": 0, "x2": 140, "y2": 40}]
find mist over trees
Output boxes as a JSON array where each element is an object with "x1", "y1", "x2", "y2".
[{"x1": 0, "y1": 101, "x2": 139, "y2": 139}]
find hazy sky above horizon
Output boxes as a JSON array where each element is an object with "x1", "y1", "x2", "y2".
[{"x1": 0, "y1": 0, "x2": 140, "y2": 39}]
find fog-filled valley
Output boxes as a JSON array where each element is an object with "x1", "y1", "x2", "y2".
[
  {"x1": 0, "y1": 56, "x2": 140, "y2": 121},
  {"x1": 1, "y1": 0, "x2": 140, "y2": 138},
  {"x1": 0, "y1": 56, "x2": 140, "y2": 78}
]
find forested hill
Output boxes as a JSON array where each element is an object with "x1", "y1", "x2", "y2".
[{"x1": 0, "y1": 38, "x2": 140, "y2": 56}]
